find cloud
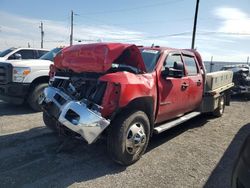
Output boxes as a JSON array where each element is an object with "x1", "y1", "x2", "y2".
[
  {"x1": 214, "y1": 7, "x2": 250, "y2": 35},
  {"x1": 0, "y1": 9, "x2": 249, "y2": 62},
  {"x1": 0, "y1": 11, "x2": 146, "y2": 50}
]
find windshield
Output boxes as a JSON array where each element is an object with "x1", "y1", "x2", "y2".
[
  {"x1": 0, "y1": 47, "x2": 16, "y2": 57},
  {"x1": 40, "y1": 47, "x2": 62, "y2": 61},
  {"x1": 140, "y1": 49, "x2": 161, "y2": 72}
]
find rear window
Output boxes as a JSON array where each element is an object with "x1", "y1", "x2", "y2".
[
  {"x1": 38, "y1": 50, "x2": 49, "y2": 58},
  {"x1": 40, "y1": 48, "x2": 62, "y2": 61},
  {"x1": 140, "y1": 49, "x2": 160, "y2": 72},
  {"x1": 183, "y1": 55, "x2": 198, "y2": 75}
]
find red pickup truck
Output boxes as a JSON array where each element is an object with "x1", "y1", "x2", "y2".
[{"x1": 41, "y1": 43, "x2": 233, "y2": 165}]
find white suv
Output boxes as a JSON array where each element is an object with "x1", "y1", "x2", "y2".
[
  {"x1": 0, "y1": 47, "x2": 49, "y2": 61},
  {"x1": 0, "y1": 47, "x2": 62, "y2": 111}
]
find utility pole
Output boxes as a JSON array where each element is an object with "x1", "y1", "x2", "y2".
[
  {"x1": 70, "y1": 10, "x2": 74, "y2": 46},
  {"x1": 191, "y1": 0, "x2": 200, "y2": 49},
  {"x1": 39, "y1": 21, "x2": 44, "y2": 48},
  {"x1": 247, "y1": 56, "x2": 249, "y2": 65}
]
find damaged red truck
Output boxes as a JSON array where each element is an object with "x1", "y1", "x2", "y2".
[{"x1": 41, "y1": 43, "x2": 234, "y2": 165}]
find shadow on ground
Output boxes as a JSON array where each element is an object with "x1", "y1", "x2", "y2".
[
  {"x1": 0, "y1": 127, "x2": 126, "y2": 187},
  {"x1": 148, "y1": 114, "x2": 209, "y2": 152},
  {"x1": 0, "y1": 113, "x2": 211, "y2": 187},
  {"x1": 0, "y1": 101, "x2": 34, "y2": 116},
  {"x1": 204, "y1": 123, "x2": 250, "y2": 188}
]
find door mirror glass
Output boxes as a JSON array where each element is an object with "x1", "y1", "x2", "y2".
[
  {"x1": 8, "y1": 53, "x2": 22, "y2": 60},
  {"x1": 14, "y1": 53, "x2": 22, "y2": 59},
  {"x1": 162, "y1": 61, "x2": 184, "y2": 78}
]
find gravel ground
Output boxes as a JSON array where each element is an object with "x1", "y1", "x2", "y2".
[{"x1": 0, "y1": 98, "x2": 249, "y2": 188}]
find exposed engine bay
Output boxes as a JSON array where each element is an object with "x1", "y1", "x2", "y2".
[
  {"x1": 41, "y1": 62, "x2": 143, "y2": 144},
  {"x1": 52, "y1": 72, "x2": 106, "y2": 105}
]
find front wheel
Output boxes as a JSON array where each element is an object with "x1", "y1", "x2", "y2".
[
  {"x1": 107, "y1": 111, "x2": 150, "y2": 165},
  {"x1": 28, "y1": 83, "x2": 48, "y2": 112},
  {"x1": 43, "y1": 112, "x2": 58, "y2": 132},
  {"x1": 213, "y1": 94, "x2": 225, "y2": 117}
]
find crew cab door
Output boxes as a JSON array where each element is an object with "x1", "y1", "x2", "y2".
[
  {"x1": 156, "y1": 52, "x2": 189, "y2": 123},
  {"x1": 182, "y1": 54, "x2": 203, "y2": 111}
]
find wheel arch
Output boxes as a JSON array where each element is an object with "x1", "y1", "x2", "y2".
[
  {"x1": 28, "y1": 76, "x2": 49, "y2": 92},
  {"x1": 112, "y1": 96, "x2": 155, "y2": 136}
]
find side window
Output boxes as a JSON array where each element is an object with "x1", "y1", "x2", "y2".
[
  {"x1": 162, "y1": 54, "x2": 183, "y2": 70},
  {"x1": 183, "y1": 55, "x2": 198, "y2": 76},
  {"x1": 162, "y1": 54, "x2": 184, "y2": 77},
  {"x1": 15, "y1": 50, "x2": 35, "y2": 59},
  {"x1": 37, "y1": 50, "x2": 48, "y2": 58}
]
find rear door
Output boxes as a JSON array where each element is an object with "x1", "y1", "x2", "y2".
[
  {"x1": 156, "y1": 52, "x2": 189, "y2": 123},
  {"x1": 182, "y1": 54, "x2": 203, "y2": 111}
]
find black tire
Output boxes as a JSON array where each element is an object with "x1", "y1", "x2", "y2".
[
  {"x1": 43, "y1": 112, "x2": 58, "y2": 132},
  {"x1": 28, "y1": 83, "x2": 48, "y2": 112},
  {"x1": 213, "y1": 95, "x2": 225, "y2": 117},
  {"x1": 107, "y1": 110, "x2": 150, "y2": 166}
]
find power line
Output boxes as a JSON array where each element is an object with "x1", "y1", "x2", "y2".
[
  {"x1": 97, "y1": 31, "x2": 250, "y2": 44},
  {"x1": 77, "y1": 14, "x2": 193, "y2": 27},
  {"x1": 80, "y1": 0, "x2": 186, "y2": 15}
]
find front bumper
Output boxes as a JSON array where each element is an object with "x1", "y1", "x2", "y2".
[
  {"x1": 41, "y1": 87, "x2": 110, "y2": 144},
  {"x1": 0, "y1": 82, "x2": 30, "y2": 104}
]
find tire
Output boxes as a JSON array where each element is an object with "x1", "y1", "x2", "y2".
[
  {"x1": 213, "y1": 94, "x2": 225, "y2": 117},
  {"x1": 107, "y1": 110, "x2": 150, "y2": 166},
  {"x1": 28, "y1": 83, "x2": 48, "y2": 112},
  {"x1": 43, "y1": 112, "x2": 58, "y2": 132}
]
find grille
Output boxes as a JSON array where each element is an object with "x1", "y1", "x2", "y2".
[{"x1": 0, "y1": 63, "x2": 12, "y2": 84}]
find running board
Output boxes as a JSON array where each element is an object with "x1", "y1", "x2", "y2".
[{"x1": 154, "y1": 112, "x2": 201, "y2": 134}]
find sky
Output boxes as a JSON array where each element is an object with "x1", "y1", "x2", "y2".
[{"x1": 0, "y1": 0, "x2": 249, "y2": 62}]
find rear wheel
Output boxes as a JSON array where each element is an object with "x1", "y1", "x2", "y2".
[
  {"x1": 213, "y1": 94, "x2": 225, "y2": 117},
  {"x1": 28, "y1": 83, "x2": 48, "y2": 112},
  {"x1": 107, "y1": 110, "x2": 150, "y2": 165}
]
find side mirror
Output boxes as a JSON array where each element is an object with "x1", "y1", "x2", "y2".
[
  {"x1": 162, "y1": 67, "x2": 183, "y2": 78},
  {"x1": 8, "y1": 53, "x2": 22, "y2": 60},
  {"x1": 14, "y1": 53, "x2": 22, "y2": 59}
]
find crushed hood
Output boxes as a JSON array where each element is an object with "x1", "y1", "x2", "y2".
[{"x1": 54, "y1": 43, "x2": 146, "y2": 73}]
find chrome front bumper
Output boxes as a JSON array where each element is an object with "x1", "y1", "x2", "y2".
[{"x1": 42, "y1": 87, "x2": 110, "y2": 144}]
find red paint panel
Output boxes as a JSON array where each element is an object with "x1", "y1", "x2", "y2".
[
  {"x1": 100, "y1": 71, "x2": 157, "y2": 116},
  {"x1": 54, "y1": 43, "x2": 146, "y2": 73},
  {"x1": 101, "y1": 82, "x2": 121, "y2": 117}
]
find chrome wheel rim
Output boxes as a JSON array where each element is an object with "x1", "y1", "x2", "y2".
[
  {"x1": 126, "y1": 122, "x2": 146, "y2": 155},
  {"x1": 219, "y1": 97, "x2": 225, "y2": 114}
]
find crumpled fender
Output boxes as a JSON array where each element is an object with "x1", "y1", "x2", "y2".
[{"x1": 99, "y1": 72, "x2": 157, "y2": 117}]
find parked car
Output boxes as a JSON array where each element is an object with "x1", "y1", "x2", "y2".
[
  {"x1": 231, "y1": 134, "x2": 250, "y2": 188},
  {"x1": 0, "y1": 47, "x2": 49, "y2": 61},
  {"x1": 0, "y1": 47, "x2": 62, "y2": 111},
  {"x1": 221, "y1": 64, "x2": 250, "y2": 95},
  {"x1": 41, "y1": 43, "x2": 234, "y2": 165}
]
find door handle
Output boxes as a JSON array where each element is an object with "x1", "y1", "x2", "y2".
[
  {"x1": 197, "y1": 80, "x2": 202, "y2": 86},
  {"x1": 181, "y1": 82, "x2": 189, "y2": 89}
]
